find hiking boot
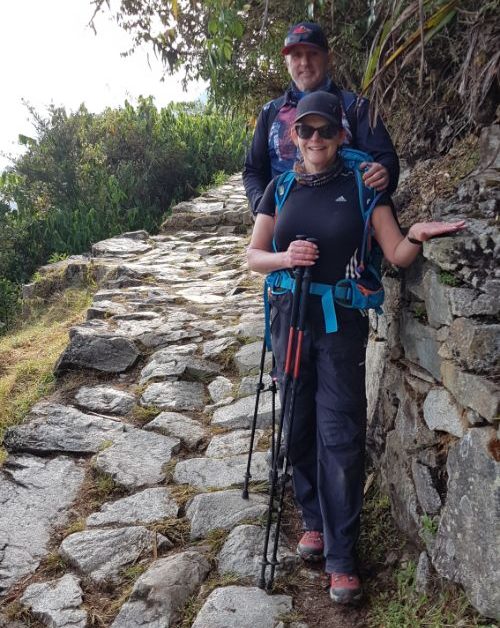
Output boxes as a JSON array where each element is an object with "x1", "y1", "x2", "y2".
[
  {"x1": 296, "y1": 531, "x2": 324, "y2": 562},
  {"x1": 329, "y1": 572, "x2": 363, "y2": 604}
]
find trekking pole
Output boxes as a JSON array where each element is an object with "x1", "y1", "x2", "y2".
[
  {"x1": 242, "y1": 336, "x2": 269, "y2": 499},
  {"x1": 258, "y1": 236, "x2": 307, "y2": 589},
  {"x1": 265, "y1": 247, "x2": 315, "y2": 591}
]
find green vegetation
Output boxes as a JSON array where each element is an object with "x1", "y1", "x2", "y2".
[
  {"x1": 439, "y1": 271, "x2": 460, "y2": 287},
  {"x1": 0, "y1": 288, "x2": 92, "y2": 463},
  {"x1": 93, "y1": 1, "x2": 498, "y2": 155},
  {"x1": 0, "y1": 98, "x2": 249, "y2": 332},
  {"x1": 368, "y1": 559, "x2": 493, "y2": 627}
]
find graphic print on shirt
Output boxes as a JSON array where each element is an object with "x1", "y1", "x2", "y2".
[{"x1": 269, "y1": 104, "x2": 299, "y2": 175}]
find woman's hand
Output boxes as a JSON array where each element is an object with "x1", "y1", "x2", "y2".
[
  {"x1": 284, "y1": 239, "x2": 319, "y2": 268},
  {"x1": 407, "y1": 220, "x2": 467, "y2": 243}
]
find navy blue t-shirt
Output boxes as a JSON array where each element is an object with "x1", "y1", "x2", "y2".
[{"x1": 257, "y1": 168, "x2": 390, "y2": 287}]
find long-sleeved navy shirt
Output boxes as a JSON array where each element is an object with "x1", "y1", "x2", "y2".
[{"x1": 243, "y1": 80, "x2": 399, "y2": 214}]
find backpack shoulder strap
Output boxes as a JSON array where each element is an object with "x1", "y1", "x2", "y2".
[{"x1": 274, "y1": 171, "x2": 296, "y2": 214}]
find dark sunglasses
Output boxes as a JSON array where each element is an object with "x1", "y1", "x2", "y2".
[{"x1": 294, "y1": 123, "x2": 339, "y2": 139}]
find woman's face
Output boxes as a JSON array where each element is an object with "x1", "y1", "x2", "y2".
[{"x1": 291, "y1": 113, "x2": 345, "y2": 174}]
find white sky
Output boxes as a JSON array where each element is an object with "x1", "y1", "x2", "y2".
[{"x1": 0, "y1": 0, "x2": 206, "y2": 171}]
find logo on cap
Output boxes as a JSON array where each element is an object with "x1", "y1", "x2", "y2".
[{"x1": 293, "y1": 25, "x2": 311, "y2": 35}]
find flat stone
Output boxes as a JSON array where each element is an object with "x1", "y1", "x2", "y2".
[
  {"x1": 448, "y1": 287, "x2": 499, "y2": 317},
  {"x1": 218, "y1": 525, "x2": 298, "y2": 579},
  {"x1": 422, "y1": 268, "x2": 453, "y2": 328},
  {"x1": 55, "y1": 329, "x2": 140, "y2": 373},
  {"x1": 20, "y1": 574, "x2": 87, "y2": 628},
  {"x1": 0, "y1": 455, "x2": 85, "y2": 595},
  {"x1": 74, "y1": 385, "x2": 135, "y2": 415},
  {"x1": 3, "y1": 402, "x2": 125, "y2": 454},
  {"x1": 238, "y1": 373, "x2": 272, "y2": 398},
  {"x1": 60, "y1": 527, "x2": 171, "y2": 584},
  {"x1": 211, "y1": 393, "x2": 280, "y2": 430},
  {"x1": 234, "y1": 342, "x2": 272, "y2": 376},
  {"x1": 87, "y1": 488, "x2": 179, "y2": 527},
  {"x1": 94, "y1": 428, "x2": 180, "y2": 489},
  {"x1": 208, "y1": 376, "x2": 233, "y2": 403},
  {"x1": 441, "y1": 361, "x2": 499, "y2": 423},
  {"x1": 173, "y1": 452, "x2": 268, "y2": 490},
  {"x1": 442, "y1": 318, "x2": 499, "y2": 374},
  {"x1": 423, "y1": 388, "x2": 464, "y2": 437},
  {"x1": 415, "y1": 552, "x2": 433, "y2": 595},
  {"x1": 111, "y1": 551, "x2": 210, "y2": 628},
  {"x1": 92, "y1": 236, "x2": 153, "y2": 257},
  {"x1": 205, "y1": 429, "x2": 264, "y2": 458},
  {"x1": 186, "y1": 490, "x2": 269, "y2": 539},
  {"x1": 191, "y1": 586, "x2": 292, "y2": 628},
  {"x1": 411, "y1": 460, "x2": 442, "y2": 515},
  {"x1": 202, "y1": 337, "x2": 238, "y2": 359},
  {"x1": 400, "y1": 312, "x2": 442, "y2": 381},
  {"x1": 140, "y1": 350, "x2": 220, "y2": 385},
  {"x1": 432, "y1": 427, "x2": 500, "y2": 619},
  {"x1": 141, "y1": 381, "x2": 205, "y2": 411},
  {"x1": 143, "y1": 412, "x2": 206, "y2": 450}
]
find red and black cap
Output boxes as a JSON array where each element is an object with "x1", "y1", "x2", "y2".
[{"x1": 282, "y1": 22, "x2": 329, "y2": 55}]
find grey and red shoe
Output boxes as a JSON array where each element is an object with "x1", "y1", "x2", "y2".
[
  {"x1": 296, "y1": 530, "x2": 324, "y2": 562},
  {"x1": 329, "y1": 572, "x2": 363, "y2": 604}
]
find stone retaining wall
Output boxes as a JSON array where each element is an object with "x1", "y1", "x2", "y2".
[{"x1": 366, "y1": 125, "x2": 499, "y2": 619}]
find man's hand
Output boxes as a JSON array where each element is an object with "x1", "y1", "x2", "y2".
[{"x1": 360, "y1": 162, "x2": 389, "y2": 191}]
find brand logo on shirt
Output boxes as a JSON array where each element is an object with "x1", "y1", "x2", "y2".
[{"x1": 335, "y1": 195, "x2": 347, "y2": 202}]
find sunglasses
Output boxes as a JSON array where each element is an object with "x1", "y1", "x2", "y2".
[{"x1": 294, "y1": 123, "x2": 339, "y2": 140}]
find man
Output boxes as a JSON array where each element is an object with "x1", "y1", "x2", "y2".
[{"x1": 243, "y1": 21, "x2": 399, "y2": 214}]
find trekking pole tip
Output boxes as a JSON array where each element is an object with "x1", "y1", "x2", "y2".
[{"x1": 241, "y1": 488, "x2": 249, "y2": 499}]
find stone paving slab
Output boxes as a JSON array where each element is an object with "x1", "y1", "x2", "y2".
[
  {"x1": 140, "y1": 381, "x2": 205, "y2": 411},
  {"x1": 20, "y1": 574, "x2": 87, "y2": 628},
  {"x1": 3, "y1": 402, "x2": 126, "y2": 454},
  {"x1": 191, "y1": 586, "x2": 292, "y2": 628},
  {"x1": 86, "y1": 488, "x2": 179, "y2": 527},
  {"x1": 93, "y1": 428, "x2": 180, "y2": 489},
  {"x1": 211, "y1": 393, "x2": 280, "y2": 430},
  {"x1": 59, "y1": 527, "x2": 171, "y2": 584},
  {"x1": 185, "y1": 489, "x2": 269, "y2": 539},
  {"x1": 173, "y1": 452, "x2": 268, "y2": 490},
  {"x1": 0, "y1": 455, "x2": 85, "y2": 595},
  {"x1": 110, "y1": 551, "x2": 210, "y2": 628}
]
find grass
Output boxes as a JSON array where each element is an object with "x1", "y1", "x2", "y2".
[
  {"x1": 361, "y1": 481, "x2": 494, "y2": 628},
  {"x1": 0, "y1": 288, "x2": 93, "y2": 463},
  {"x1": 368, "y1": 560, "x2": 494, "y2": 628},
  {"x1": 439, "y1": 271, "x2": 460, "y2": 287}
]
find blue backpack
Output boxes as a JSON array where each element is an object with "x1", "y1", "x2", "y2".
[{"x1": 264, "y1": 148, "x2": 385, "y2": 349}]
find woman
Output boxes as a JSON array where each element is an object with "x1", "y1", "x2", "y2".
[{"x1": 247, "y1": 91, "x2": 465, "y2": 605}]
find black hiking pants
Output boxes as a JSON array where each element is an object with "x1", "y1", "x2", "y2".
[{"x1": 270, "y1": 291, "x2": 368, "y2": 574}]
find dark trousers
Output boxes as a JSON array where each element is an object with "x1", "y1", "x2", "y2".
[{"x1": 270, "y1": 292, "x2": 368, "y2": 574}]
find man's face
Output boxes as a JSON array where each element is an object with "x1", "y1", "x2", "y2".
[{"x1": 285, "y1": 46, "x2": 329, "y2": 92}]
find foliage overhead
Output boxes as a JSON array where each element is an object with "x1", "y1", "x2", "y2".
[{"x1": 92, "y1": 0, "x2": 499, "y2": 145}]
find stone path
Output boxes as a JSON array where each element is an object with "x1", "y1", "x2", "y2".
[{"x1": 0, "y1": 175, "x2": 307, "y2": 627}]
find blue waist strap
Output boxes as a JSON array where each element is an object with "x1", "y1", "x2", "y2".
[{"x1": 264, "y1": 270, "x2": 345, "y2": 349}]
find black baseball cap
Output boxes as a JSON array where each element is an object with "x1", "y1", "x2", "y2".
[
  {"x1": 294, "y1": 92, "x2": 342, "y2": 128},
  {"x1": 282, "y1": 22, "x2": 329, "y2": 55}
]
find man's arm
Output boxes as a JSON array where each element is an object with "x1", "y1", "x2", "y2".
[
  {"x1": 351, "y1": 97, "x2": 400, "y2": 195},
  {"x1": 242, "y1": 106, "x2": 273, "y2": 214}
]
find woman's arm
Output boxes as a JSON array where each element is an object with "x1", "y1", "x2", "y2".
[
  {"x1": 247, "y1": 214, "x2": 318, "y2": 275},
  {"x1": 372, "y1": 205, "x2": 466, "y2": 268}
]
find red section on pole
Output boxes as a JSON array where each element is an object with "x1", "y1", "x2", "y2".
[
  {"x1": 284, "y1": 328, "x2": 295, "y2": 374},
  {"x1": 293, "y1": 331, "x2": 304, "y2": 379}
]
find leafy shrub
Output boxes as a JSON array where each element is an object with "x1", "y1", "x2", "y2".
[{"x1": 0, "y1": 98, "x2": 249, "y2": 332}]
